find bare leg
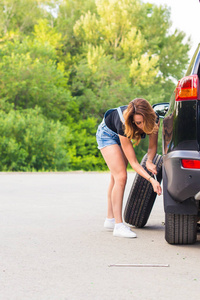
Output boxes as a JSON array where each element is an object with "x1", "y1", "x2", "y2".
[
  {"x1": 101, "y1": 144, "x2": 128, "y2": 223},
  {"x1": 107, "y1": 174, "x2": 114, "y2": 218}
]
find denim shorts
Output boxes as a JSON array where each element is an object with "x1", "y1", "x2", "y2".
[{"x1": 96, "y1": 119, "x2": 121, "y2": 150}]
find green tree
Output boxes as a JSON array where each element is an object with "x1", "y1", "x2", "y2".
[
  {"x1": 56, "y1": 0, "x2": 97, "y2": 46},
  {"x1": 71, "y1": 0, "x2": 190, "y2": 106},
  {"x1": 0, "y1": 48, "x2": 73, "y2": 121},
  {"x1": 71, "y1": 54, "x2": 137, "y2": 121},
  {"x1": 0, "y1": 0, "x2": 54, "y2": 35},
  {"x1": 0, "y1": 23, "x2": 78, "y2": 122},
  {"x1": 0, "y1": 0, "x2": 192, "y2": 171},
  {"x1": 0, "y1": 108, "x2": 71, "y2": 171}
]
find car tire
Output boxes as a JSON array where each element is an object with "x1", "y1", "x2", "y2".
[
  {"x1": 124, "y1": 153, "x2": 163, "y2": 228},
  {"x1": 165, "y1": 213, "x2": 197, "y2": 244}
]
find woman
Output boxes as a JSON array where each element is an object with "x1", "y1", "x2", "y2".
[{"x1": 96, "y1": 98, "x2": 162, "y2": 238}]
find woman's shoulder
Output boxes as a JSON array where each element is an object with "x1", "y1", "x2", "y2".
[{"x1": 120, "y1": 105, "x2": 128, "y2": 111}]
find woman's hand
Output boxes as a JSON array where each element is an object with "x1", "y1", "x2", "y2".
[
  {"x1": 150, "y1": 177, "x2": 162, "y2": 195},
  {"x1": 146, "y1": 160, "x2": 157, "y2": 175}
]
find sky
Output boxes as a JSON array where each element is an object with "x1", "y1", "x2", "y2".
[{"x1": 143, "y1": 0, "x2": 200, "y2": 59}]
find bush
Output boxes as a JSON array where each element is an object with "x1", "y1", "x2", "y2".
[
  {"x1": 68, "y1": 117, "x2": 107, "y2": 171},
  {"x1": 0, "y1": 108, "x2": 108, "y2": 171},
  {"x1": 0, "y1": 108, "x2": 71, "y2": 171}
]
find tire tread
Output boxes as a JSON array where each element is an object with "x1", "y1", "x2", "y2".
[
  {"x1": 165, "y1": 213, "x2": 197, "y2": 244},
  {"x1": 124, "y1": 153, "x2": 163, "y2": 228}
]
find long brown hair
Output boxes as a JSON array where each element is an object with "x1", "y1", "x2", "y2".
[{"x1": 123, "y1": 98, "x2": 158, "y2": 145}]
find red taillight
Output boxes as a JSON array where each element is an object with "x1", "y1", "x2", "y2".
[
  {"x1": 181, "y1": 159, "x2": 200, "y2": 169},
  {"x1": 175, "y1": 75, "x2": 199, "y2": 101}
]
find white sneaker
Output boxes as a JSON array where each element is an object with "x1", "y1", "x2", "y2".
[
  {"x1": 104, "y1": 218, "x2": 115, "y2": 230},
  {"x1": 113, "y1": 224, "x2": 137, "y2": 238}
]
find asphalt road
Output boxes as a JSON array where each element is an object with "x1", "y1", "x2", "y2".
[{"x1": 0, "y1": 172, "x2": 200, "y2": 300}]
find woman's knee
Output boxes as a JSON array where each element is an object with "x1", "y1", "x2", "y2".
[{"x1": 115, "y1": 171, "x2": 127, "y2": 187}]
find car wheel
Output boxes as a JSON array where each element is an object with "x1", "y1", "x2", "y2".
[
  {"x1": 165, "y1": 213, "x2": 197, "y2": 244},
  {"x1": 124, "y1": 153, "x2": 163, "y2": 228}
]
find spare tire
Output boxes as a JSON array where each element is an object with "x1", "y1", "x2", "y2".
[{"x1": 124, "y1": 153, "x2": 163, "y2": 228}]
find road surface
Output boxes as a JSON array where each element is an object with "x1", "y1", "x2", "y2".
[{"x1": 0, "y1": 172, "x2": 199, "y2": 300}]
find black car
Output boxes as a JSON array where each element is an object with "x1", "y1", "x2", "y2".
[
  {"x1": 124, "y1": 44, "x2": 200, "y2": 244},
  {"x1": 153, "y1": 44, "x2": 200, "y2": 244}
]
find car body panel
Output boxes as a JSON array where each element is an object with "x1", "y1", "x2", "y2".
[
  {"x1": 163, "y1": 165, "x2": 198, "y2": 215},
  {"x1": 163, "y1": 100, "x2": 199, "y2": 154},
  {"x1": 163, "y1": 150, "x2": 200, "y2": 201},
  {"x1": 154, "y1": 44, "x2": 200, "y2": 215}
]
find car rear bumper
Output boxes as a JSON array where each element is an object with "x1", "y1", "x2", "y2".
[{"x1": 163, "y1": 150, "x2": 200, "y2": 201}]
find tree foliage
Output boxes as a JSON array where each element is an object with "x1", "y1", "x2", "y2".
[
  {"x1": 0, "y1": 108, "x2": 70, "y2": 171},
  {"x1": 0, "y1": 0, "x2": 191, "y2": 171}
]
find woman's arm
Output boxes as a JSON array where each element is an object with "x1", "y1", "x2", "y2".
[
  {"x1": 119, "y1": 135, "x2": 162, "y2": 195},
  {"x1": 146, "y1": 131, "x2": 158, "y2": 175},
  {"x1": 146, "y1": 120, "x2": 160, "y2": 174}
]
